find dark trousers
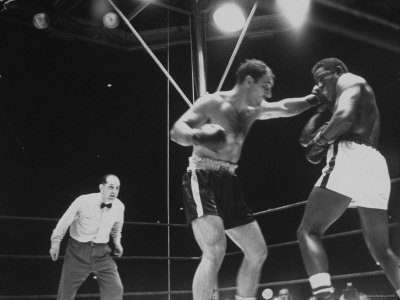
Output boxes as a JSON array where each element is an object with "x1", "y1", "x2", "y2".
[{"x1": 57, "y1": 238, "x2": 123, "y2": 300}]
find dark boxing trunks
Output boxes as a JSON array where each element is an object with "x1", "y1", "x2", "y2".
[{"x1": 182, "y1": 156, "x2": 254, "y2": 229}]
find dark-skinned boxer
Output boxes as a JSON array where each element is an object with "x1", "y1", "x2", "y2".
[{"x1": 296, "y1": 58, "x2": 400, "y2": 300}]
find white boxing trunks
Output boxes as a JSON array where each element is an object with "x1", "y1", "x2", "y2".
[{"x1": 315, "y1": 140, "x2": 390, "y2": 210}]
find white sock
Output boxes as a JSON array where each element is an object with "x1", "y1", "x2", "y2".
[
  {"x1": 309, "y1": 273, "x2": 334, "y2": 295},
  {"x1": 235, "y1": 295, "x2": 257, "y2": 300},
  {"x1": 396, "y1": 289, "x2": 400, "y2": 298}
]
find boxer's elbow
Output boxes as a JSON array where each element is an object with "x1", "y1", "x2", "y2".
[
  {"x1": 170, "y1": 126, "x2": 180, "y2": 143},
  {"x1": 170, "y1": 125, "x2": 192, "y2": 146}
]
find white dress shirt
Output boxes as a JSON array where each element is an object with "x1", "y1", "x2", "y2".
[{"x1": 51, "y1": 192, "x2": 124, "y2": 248}]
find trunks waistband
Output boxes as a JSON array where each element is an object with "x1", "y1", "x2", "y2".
[
  {"x1": 188, "y1": 156, "x2": 237, "y2": 174},
  {"x1": 338, "y1": 133, "x2": 377, "y2": 149}
]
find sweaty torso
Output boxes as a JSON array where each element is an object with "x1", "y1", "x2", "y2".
[
  {"x1": 344, "y1": 81, "x2": 380, "y2": 146},
  {"x1": 193, "y1": 93, "x2": 260, "y2": 163}
]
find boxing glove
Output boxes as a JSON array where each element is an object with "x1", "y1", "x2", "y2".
[
  {"x1": 305, "y1": 131, "x2": 330, "y2": 164},
  {"x1": 299, "y1": 103, "x2": 331, "y2": 148},
  {"x1": 305, "y1": 143, "x2": 328, "y2": 164},
  {"x1": 310, "y1": 85, "x2": 327, "y2": 106},
  {"x1": 192, "y1": 124, "x2": 226, "y2": 151}
]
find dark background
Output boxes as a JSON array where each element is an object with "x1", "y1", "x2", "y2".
[{"x1": 1, "y1": 1, "x2": 400, "y2": 299}]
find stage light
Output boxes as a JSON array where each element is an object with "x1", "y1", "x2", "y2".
[
  {"x1": 213, "y1": 2, "x2": 245, "y2": 33},
  {"x1": 32, "y1": 12, "x2": 50, "y2": 29},
  {"x1": 103, "y1": 12, "x2": 119, "y2": 29},
  {"x1": 277, "y1": 0, "x2": 311, "y2": 28},
  {"x1": 262, "y1": 288, "x2": 274, "y2": 299}
]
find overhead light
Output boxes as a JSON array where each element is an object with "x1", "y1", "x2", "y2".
[
  {"x1": 262, "y1": 288, "x2": 274, "y2": 299},
  {"x1": 32, "y1": 12, "x2": 50, "y2": 29},
  {"x1": 213, "y1": 2, "x2": 245, "y2": 33},
  {"x1": 103, "y1": 12, "x2": 119, "y2": 29},
  {"x1": 277, "y1": 0, "x2": 311, "y2": 28}
]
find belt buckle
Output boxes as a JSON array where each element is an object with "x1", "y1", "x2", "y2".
[{"x1": 90, "y1": 241, "x2": 95, "y2": 246}]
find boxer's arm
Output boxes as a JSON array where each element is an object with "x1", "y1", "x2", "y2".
[
  {"x1": 316, "y1": 77, "x2": 361, "y2": 143},
  {"x1": 258, "y1": 85, "x2": 326, "y2": 120},
  {"x1": 170, "y1": 96, "x2": 217, "y2": 146},
  {"x1": 257, "y1": 94, "x2": 317, "y2": 120}
]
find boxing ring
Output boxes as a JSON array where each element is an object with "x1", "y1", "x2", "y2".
[
  {"x1": 0, "y1": 177, "x2": 399, "y2": 299},
  {"x1": 1, "y1": 0, "x2": 400, "y2": 299}
]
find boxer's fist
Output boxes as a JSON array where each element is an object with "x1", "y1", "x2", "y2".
[
  {"x1": 305, "y1": 130, "x2": 330, "y2": 164},
  {"x1": 310, "y1": 85, "x2": 327, "y2": 105},
  {"x1": 305, "y1": 143, "x2": 328, "y2": 164},
  {"x1": 193, "y1": 124, "x2": 226, "y2": 151}
]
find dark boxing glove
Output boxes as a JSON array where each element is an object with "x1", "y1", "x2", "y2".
[
  {"x1": 192, "y1": 124, "x2": 226, "y2": 151},
  {"x1": 305, "y1": 143, "x2": 328, "y2": 164},
  {"x1": 299, "y1": 103, "x2": 332, "y2": 148},
  {"x1": 305, "y1": 131, "x2": 330, "y2": 164}
]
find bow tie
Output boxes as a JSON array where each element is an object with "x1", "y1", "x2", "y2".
[{"x1": 100, "y1": 203, "x2": 112, "y2": 209}]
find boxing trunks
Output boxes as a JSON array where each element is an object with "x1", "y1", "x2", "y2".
[
  {"x1": 315, "y1": 134, "x2": 390, "y2": 209},
  {"x1": 182, "y1": 155, "x2": 255, "y2": 229}
]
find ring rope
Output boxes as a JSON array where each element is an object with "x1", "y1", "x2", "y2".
[
  {"x1": 3, "y1": 223, "x2": 398, "y2": 261},
  {"x1": 1, "y1": 177, "x2": 398, "y2": 225},
  {"x1": 0, "y1": 254, "x2": 200, "y2": 260},
  {"x1": 254, "y1": 200, "x2": 308, "y2": 217},
  {"x1": 0, "y1": 270, "x2": 387, "y2": 299},
  {"x1": 1, "y1": 178, "x2": 398, "y2": 298},
  {"x1": 225, "y1": 270, "x2": 386, "y2": 292},
  {"x1": 254, "y1": 177, "x2": 400, "y2": 217},
  {"x1": 225, "y1": 222, "x2": 399, "y2": 257},
  {"x1": 0, "y1": 215, "x2": 187, "y2": 227}
]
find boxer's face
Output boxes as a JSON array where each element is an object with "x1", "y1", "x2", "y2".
[
  {"x1": 258, "y1": 72, "x2": 274, "y2": 99},
  {"x1": 313, "y1": 66, "x2": 339, "y2": 103},
  {"x1": 99, "y1": 175, "x2": 120, "y2": 202},
  {"x1": 247, "y1": 72, "x2": 274, "y2": 104}
]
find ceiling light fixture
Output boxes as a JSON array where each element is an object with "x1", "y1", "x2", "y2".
[
  {"x1": 277, "y1": 0, "x2": 311, "y2": 28},
  {"x1": 213, "y1": 2, "x2": 245, "y2": 33}
]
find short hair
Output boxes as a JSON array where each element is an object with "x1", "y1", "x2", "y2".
[
  {"x1": 235, "y1": 59, "x2": 274, "y2": 83},
  {"x1": 311, "y1": 57, "x2": 348, "y2": 74},
  {"x1": 100, "y1": 174, "x2": 120, "y2": 185}
]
